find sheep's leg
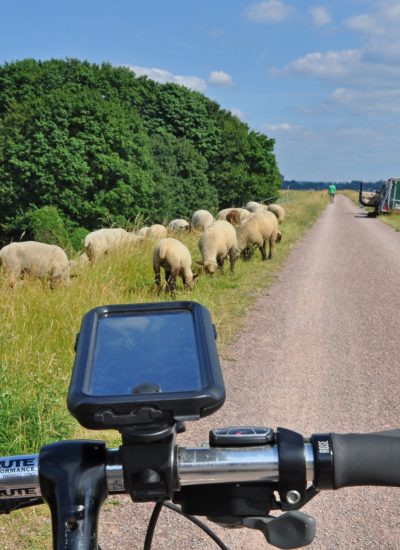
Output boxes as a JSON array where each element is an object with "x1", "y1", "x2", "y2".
[
  {"x1": 154, "y1": 267, "x2": 162, "y2": 292},
  {"x1": 182, "y1": 271, "x2": 191, "y2": 291},
  {"x1": 259, "y1": 242, "x2": 268, "y2": 261},
  {"x1": 217, "y1": 254, "x2": 225, "y2": 273},
  {"x1": 268, "y1": 236, "x2": 275, "y2": 260},
  {"x1": 229, "y1": 249, "x2": 236, "y2": 273},
  {"x1": 166, "y1": 270, "x2": 177, "y2": 295}
]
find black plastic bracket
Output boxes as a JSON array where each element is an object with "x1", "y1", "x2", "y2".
[
  {"x1": 277, "y1": 428, "x2": 307, "y2": 510},
  {"x1": 120, "y1": 431, "x2": 176, "y2": 502}
]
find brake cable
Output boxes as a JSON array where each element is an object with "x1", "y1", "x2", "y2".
[{"x1": 143, "y1": 501, "x2": 229, "y2": 550}]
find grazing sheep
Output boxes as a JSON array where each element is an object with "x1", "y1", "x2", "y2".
[
  {"x1": 216, "y1": 208, "x2": 232, "y2": 220},
  {"x1": 84, "y1": 228, "x2": 140, "y2": 262},
  {"x1": 137, "y1": 226, "x2": 149, "y2": 238},
  {"x1": 0, "y1": 241, "x2": 70, "y2": 287},
  {"x1": 218, "y1": 207, "x2": 251, "y2": 223},
  {"x1": 198, "y1": 220, "x2": 238, "y2": 274},
  {"x1": 168, "y1": 219, "x2": 190, "y2": 232},
  {"x1": 237, "y1": 211, "x2": 282, "y2": 261},
  {"x1": 69, "y1": 252, "x2": 89, "y2": 276},
  {"x1": 226, "y1": 209, "x2": 241, "y2": 225},
  {"x1": 191, "y1": 210, "x2": 215, "y2": 231},
  {"x1": 153, "y1": 237, "x2": 198, "y2": 294},
  {"x1": 267, "y1": 203, "x2": 285, "y2": 223},
  {"x1": 146, "y1": 224, "x2": 168, "y2": 240},
  {"x1": 245, "y1": 201, "x2": 261, "y2": 212}
]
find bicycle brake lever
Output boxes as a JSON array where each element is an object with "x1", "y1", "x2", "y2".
[
  {"x1": 242, "y1": 511, "x2": 316, "y2": 549},
  {"x1": 208, "y1": 510, "x2": 315, "y2": 548}
]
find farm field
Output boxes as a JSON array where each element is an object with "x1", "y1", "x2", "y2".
[{"x1": 0, "y1": 191, "x2": 327, "y2": 548}]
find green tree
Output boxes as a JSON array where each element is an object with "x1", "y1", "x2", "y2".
[
  {"x1": 149, "y1": 133, "x2": 218, "y2": 220},
  {"x1": 0, "y1": 84, "x2": 153, "y2": 240}
]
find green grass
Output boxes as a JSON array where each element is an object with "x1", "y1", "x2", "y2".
[
  {"x1": 0, "y1": 191, "x2": 327, "y2": 548},
  {"x1": 340, "y1": 190, "x2": 400, "y2": 231}
]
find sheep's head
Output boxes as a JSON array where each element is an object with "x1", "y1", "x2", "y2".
[
  {"x1": 186, "y1": 273, "x2": 199, "y2": 290},
  {"x1": 276, "y1": 231, "x2": 282, "y2": 243},
  {"x1": 203, "y1": 260, "x2": 217, "y2": 274}
]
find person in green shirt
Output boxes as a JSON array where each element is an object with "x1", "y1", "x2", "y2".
[{"x1": 328, "y1": 183, "x2": 336, "y2": 203}]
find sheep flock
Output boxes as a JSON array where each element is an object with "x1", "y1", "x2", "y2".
[{"x1": 0, "y1": 202, "x2": 285, "y2": 294}]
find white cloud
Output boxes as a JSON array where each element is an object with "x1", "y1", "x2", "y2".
[
  {"x1": 310, "y1": 6, "x2": 332, "y2": 26},
  {"x1": 263, "y1": 123, "x2": 303, "y2": 132},
  {"x1": 272, "y1": 49, "x2": 361, "y2": 79},
  {"x1": 127, "y1": 65, "x2": 207, "y2": 92},
  {"x1": 244, "y1": 0, "x2": 295, "y2": 23},
  {"x1": 345, "y1": 14, "x2": 384, "y2": 34},
  {"x1": 229, "y1": 108, "x2": 246, "y2": 120},
  {"x1": 208, "y1": 70, "x2": 233, "y2": 86},
  {"x1": 331, "y1": 87, "x2": 400, "y2": 113}
]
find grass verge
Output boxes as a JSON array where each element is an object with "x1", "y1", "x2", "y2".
[{"x1": 340, "y1": 190, "x2": 400, "y2": 231}]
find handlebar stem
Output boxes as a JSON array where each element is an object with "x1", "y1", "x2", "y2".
[{"x1": 39, "y1": 440, "x2": 108, "y2": 550}]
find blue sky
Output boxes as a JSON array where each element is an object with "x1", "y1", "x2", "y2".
[{"x1": 2, "y1": 0, "x2": 400, "y2": 181}]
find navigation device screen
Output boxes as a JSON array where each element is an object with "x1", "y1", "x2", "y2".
[{"x1": 87, "y1": 310, "x2": 202, "y2": 396}]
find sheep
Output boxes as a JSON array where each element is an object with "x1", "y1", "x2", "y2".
[
  {"x1": 237, "y1": 211, "x2": 282, "y2": 261},
  {"x1": 136, "y1": 226, "x2": 149, "y2": 238},
  {"x1": 146, "y1": 224, "x2": 168, "y2": 240},
  {"x1": 153, "y1": 237, "x2": 198, "y2": 294},
  {"x1": 68, "y1": 252, "x2": 89, "y2": 276},
  {"x1": 216, "y1": 207, "x2": 234, "y2": 220},
  {"x1": 0, "y1": 241, "x2": 70, "y2": 287},
  {"x1": 198, "y1": 220, "x2": 238, "y2": 274},
  {"x1": 267, "y1": 203, "x2": 285, "y2": 223},
  {"x1": 218, "y1": 208, "x2": 251, "y2": 223},
  {"x1": 245, "y1": 201, "x2": 262, "y2": 212},
  {"x1": 191, "y1": 210, "x2": 215, "y2": 231},
  {"x1": 84, "y1": 228, "x2": 140, "y2": 262},
  {"x1": 226, "y1": 209, "x2": 242, "y2": 225},
  {"x1": 168, "y1": 219, "x2": 190, "y2": 232}
]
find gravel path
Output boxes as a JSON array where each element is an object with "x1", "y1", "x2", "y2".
[{"x1": 99, "y1": 195, "x2": 400, "y2": 549}]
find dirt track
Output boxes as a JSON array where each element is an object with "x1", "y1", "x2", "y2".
[{"x1": 100, "y1": 195, "x2": 400, "y2": 549}]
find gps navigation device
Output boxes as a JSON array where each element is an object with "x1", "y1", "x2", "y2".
[{"x1": 67, "y1": 301, "x2": 225, "y2": 431}]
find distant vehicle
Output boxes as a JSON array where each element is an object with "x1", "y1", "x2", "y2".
[{"x1": 359, "y1": 177, "x2": 400, "y2": 216}]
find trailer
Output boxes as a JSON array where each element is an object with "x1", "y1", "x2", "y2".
[{"x1": 359, "y1": 178, "x2": 400, "y2": 216}]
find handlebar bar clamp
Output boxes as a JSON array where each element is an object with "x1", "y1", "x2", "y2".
[
  {"x1": 276, "y1": 428, "x2": 307, "y2": 510},
  {"x1": 120, "y1": 432, "x2": 177, "y2": 502},
  {"x1": 310, "y1": 433, "x2": 334, "y2": 489}
]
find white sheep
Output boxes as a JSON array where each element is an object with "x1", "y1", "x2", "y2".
[
  {"x1": 191, "y1": 210, "x2": 215, "y2": 231},
  {"x1": 245, "y1": 201, "x2": 262, "y2": 212},
  {"x1": 153, "y1": 237, "x2": 198, "y2": 294},
  {"x1": 167, "y1": 219, "x2": 190, "y2": 232},
  {"x1": 84, "y1": 228, "x2": 140, "y2": 262},
  {"x1": 237, "y1": 211, "x2": 282, "y2": 261},
  {"x1": 136, "y1": 226, "x2": 149, "y2": 238},
  {"x1": 198, "y1": 220, "x2": 238, "y2": 274},
  {"x1": 217, "y1": 208, "x2": 251, "y2": 223},
  {"x1": 267, "y1": 203, "x2": 285, "y2": 223},
  {"x1": 68, "y1": 252, "x2": 89, "y2": 276},
  {"x1": 146, "y1": 224, "x2": 168, "y2": 239},
  {"x1": 0, "y1": 241, "x2": 70, "y2": 287}
]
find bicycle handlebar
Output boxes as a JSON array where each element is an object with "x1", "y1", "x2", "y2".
[{"x1": 2, "y1": 430, "x2": 400, "y2": 503}]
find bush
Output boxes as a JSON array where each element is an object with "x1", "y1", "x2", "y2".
[
  {"x1": 69, "y1": 226, "x2": 89, "y2": 252},
  {"x1": 27, "y1": 206, "x2": 69, "y2": 247}
]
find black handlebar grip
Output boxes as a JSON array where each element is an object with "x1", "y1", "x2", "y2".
[{"x1": 331, "y1": 430, "x2": 400, "y2": 489}]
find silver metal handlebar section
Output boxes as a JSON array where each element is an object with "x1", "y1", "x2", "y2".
[
  {"x1": 0, "y1": 444, "x2": 315, "y2": 499},
  {"x1": 0, "y1": 455, "x2": 40, "y2": 498}
]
